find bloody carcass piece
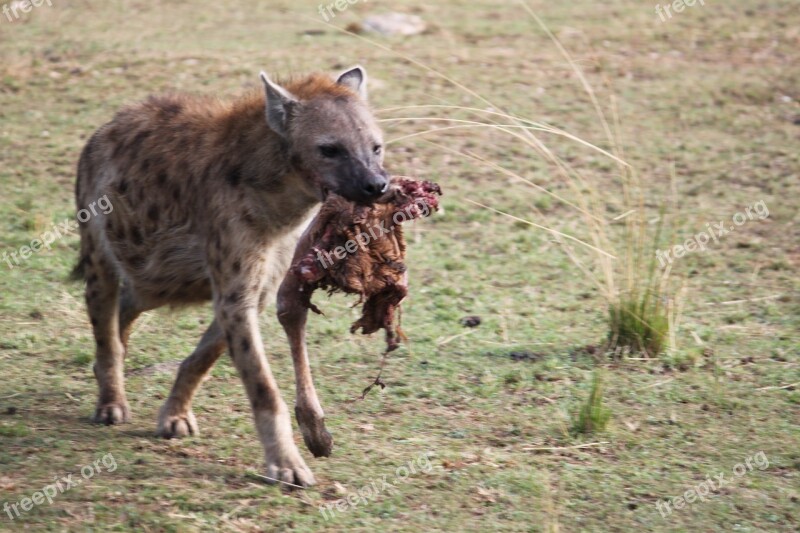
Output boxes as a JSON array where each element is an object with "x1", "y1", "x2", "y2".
[{"x1": 290, "y1": 177, "x2": 442, "y2": 352}]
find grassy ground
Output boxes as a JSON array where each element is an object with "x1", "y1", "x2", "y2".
[{"x1": 1, "y1": 0, "x2": 798, "y2": 531}]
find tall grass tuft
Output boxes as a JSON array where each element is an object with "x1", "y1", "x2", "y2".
[
  {"x1": 571, "y1": 371, "x2": 611, "y2": 435},
  {"x1": 608, "y1": 294, "x2": 669, "y2": 357},
  {"x1": 606, "y1": 190, "x2": 676, "y2": 357}
]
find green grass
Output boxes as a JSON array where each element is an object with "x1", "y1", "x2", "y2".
[
  {"x1": 608, "y1": 293, "x2": 670, "y2": 357},
  {"x1": 571, "y1": 371, "x2": 611, "y2": 436},
  {"x1": 1, "y1": 0, "x2": 799, "y2": 531}
]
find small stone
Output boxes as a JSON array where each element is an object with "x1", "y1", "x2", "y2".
[
  {"x1": 460, "y1": 315, "x2": 481, "y2": 328},
  {"x1": 362, "y1": 13, "x2": 426, "y2": 36},
  {"x1": 509, "y1": 350, "x2": 539, "y2": 362}
]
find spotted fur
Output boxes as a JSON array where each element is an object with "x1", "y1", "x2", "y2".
[{"x1": 74, "y1": 66, "x2": 385, "y2": 487}]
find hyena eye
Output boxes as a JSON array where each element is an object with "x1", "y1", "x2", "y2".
[
  {"x1": 319, "y1": 144, "x2": 344, "y2": 158},
  {"x1": 373, "y1": 144, "x2": 382, "y2": 155}
]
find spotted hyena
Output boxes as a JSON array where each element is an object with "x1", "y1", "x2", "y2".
[{"x1": 73, "y1": 66, "x2": 387, "y2": 487}]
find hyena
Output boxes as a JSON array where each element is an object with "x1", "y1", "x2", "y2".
[{"x1": 73, "y1": 66, "x2": 387, "y2": 487}]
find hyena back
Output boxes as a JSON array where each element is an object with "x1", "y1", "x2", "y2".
[{"x1": 74, "y1": 66, "x2": 387, "y2": 487}]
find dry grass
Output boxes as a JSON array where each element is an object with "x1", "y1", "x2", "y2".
[{"x1": 0, "y1": 0, "x2": 798, "y2": 531}]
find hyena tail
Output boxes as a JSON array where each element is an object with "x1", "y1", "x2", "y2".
[
  {"x1": 69, "y1": 259, "x2": 87, "y2": 282},
  {"x1": 69, "y1": 133, "x2": 99, "y2": 283}
]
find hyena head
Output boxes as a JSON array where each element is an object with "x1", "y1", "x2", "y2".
[{"x1": 260, "y1": 66, "x2": 388, "y2": 205}]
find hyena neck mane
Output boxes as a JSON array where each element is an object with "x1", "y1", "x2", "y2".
[
  {"x1": 209, "y1": 73, "x2": 358, "y2": 224},
  {"x1": 212, "y1": 91, "x2": 300, "y2": 197}
]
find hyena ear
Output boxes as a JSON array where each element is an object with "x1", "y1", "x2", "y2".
[
  {"x1": 336, "y1": 65, "x2": 367, "y2": 101},
  {"x1": 260, "y1": 71, "x2": 298, "y2": 138}
]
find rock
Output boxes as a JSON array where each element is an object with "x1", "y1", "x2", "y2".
[
  {"x1": 362, "y1": 13, "x2": 426, "y2": 36},
  {"x1": 460, "y1": 316, "x2": 481, "y2": 328}
]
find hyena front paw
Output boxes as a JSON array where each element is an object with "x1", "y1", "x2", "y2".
[
  {"x1": 157, "y1": 405, "x2": 199, "y2": 439},
  {"x1": 264, "y1": 450, "x2": 316, "y2": 489},
  {"x1": 93, "y1": 402, "x2": 130, "y2": 425},
  {"x1": 295, "y1": 406, "x2": 334, "y2": 458}
]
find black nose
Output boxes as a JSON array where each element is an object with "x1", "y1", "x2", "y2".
[{"x1": 363, "y1": 177, "x2": 389, "y2": 197}]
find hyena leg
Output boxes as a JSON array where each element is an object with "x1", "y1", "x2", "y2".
[
  {"x1": 277, "y1": 274, "x2": 333, "y2": 458},
  {"x1": 85, "y1": 249, "x2": 129, "y2": 425},
  {"x1": 215, "y1": 283, "x2": 315, "y2": 487},
  {"x1": 157, "y1": 320, "x2": 226, "y2": 438}
]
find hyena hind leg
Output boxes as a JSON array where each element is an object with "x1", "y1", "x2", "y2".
[
  {"x1": 84, "y1": 247, "x2": 130, "y2": 425},
  {"x1": 157, "y1": 320, "x2": 227, "y2": 438}
]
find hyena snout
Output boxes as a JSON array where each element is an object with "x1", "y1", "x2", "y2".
[
  {"x1": 344, "y1": 167, "x2": 389, "y2": 204},
  {"x1": 362, "y1": 172, "x2": 389, "y2": 197}
]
